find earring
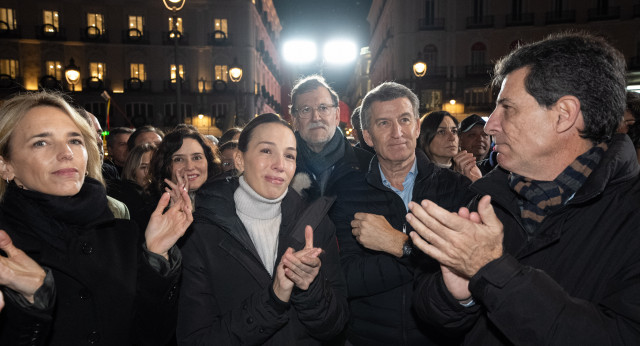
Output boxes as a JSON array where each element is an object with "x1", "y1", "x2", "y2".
[
  {"x1": 85, "y1": 171, "x2": 88, "y2": 177},
  {"x1": 5, "y1": 178, "x2": 8, "y2": 184}
]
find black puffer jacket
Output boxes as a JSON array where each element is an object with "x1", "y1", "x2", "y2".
[
  {"x1": 413, "y1": 134, "x2": 640, "y2": 345},
  {"x1": 330, "y1": 150, "x2": 475, "y2": 345},
  {"x1": 177, "y1": 177, "x2": 349, "y2": 345}
]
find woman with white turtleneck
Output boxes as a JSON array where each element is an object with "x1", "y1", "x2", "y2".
[{"x1": 177, "y1": 113, "x2": 349, "y2": 345}]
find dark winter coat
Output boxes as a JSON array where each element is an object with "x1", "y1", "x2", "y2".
[
  {"x1": 330, "y1": 150, "x2": 475, "y2": 345},
  {"x1": 413, "y1": 134, "x2": 640, "y2": 345},
  {"x1": 294, "y1": 135, "x2": 373, "y2": 202},
  {"x1": 177, "y1": 177, "x2": 349, "y2": 345},
  {"x1": 0, "y1": 178, "x2": 180, "y2": 346}
]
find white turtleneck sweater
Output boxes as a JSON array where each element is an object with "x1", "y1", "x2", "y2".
[{"x1": 234, "y1": 176, "x2": 287, "y2": 276}]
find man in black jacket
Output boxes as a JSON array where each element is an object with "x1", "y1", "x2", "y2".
[
  {"x1": 330, "y1": 82, "x2": 474, "y2": 345},
  {"x1": 407, "y1": 32, "x2": 640, "y2": 344},
  {"x1": 289, "y1": 75, "x2": 372, "y2": 201}
]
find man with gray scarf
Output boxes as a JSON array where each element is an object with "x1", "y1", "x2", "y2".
[{"x1": 289, "y1": 75, "x2": 372, "y2": 201}]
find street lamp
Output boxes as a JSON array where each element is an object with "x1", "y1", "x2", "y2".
[
  {"x1": 163, "y1": 0, "x2": 186, "y2": 124},
  {"x1": 413, "y1": 59, "x2": 427, "y2": 78},
  {"x1": 65, "y1": 58, "x2": 80, "y2": 91},
  {"x1": 226, "y1": 58, "x2": 243, "y2": 130}
]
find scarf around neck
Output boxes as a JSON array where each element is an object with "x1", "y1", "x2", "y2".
[
  {"x1": 295, "y1": 128, "x2": 346, "y2": 177},
  {"x1": 0, "y1": 177, "x2": 113, "y2": 251},
  {"x1": 508, "y1": 142, "x2": 607, "y2": 235}
]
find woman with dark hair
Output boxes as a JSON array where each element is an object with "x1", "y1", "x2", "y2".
[
  {"x1": 148, "y1": 127, "x2": 222, "y2": 206},
  {"x1": 0, "y1": 91, "x2": 192, "y2": 345},
  {"x1": 219, "y1": 127, "x2": 242, "y2": 146},
  {"x1": 419, "y1": 111, "x2": 481, "y2": 181},
  {"x1": 177, "y1": 113, "x2": 349, "y2": 345}
]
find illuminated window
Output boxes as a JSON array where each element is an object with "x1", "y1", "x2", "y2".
[
  {"x1": 43, "y1": 10, "x2": 60, "y2": 32},
  {"x1": 130, "y1": 63, "x2": 146, "y2": 81},
  {"x1": 89, "y1": 62, "x2": 105, "y2": 80},
  {"x1": 45, "y1": 60, "x2": 63, "y2": 80},
  {"x1": 128, "y1": 15, "x2": 144, "y2": 37},
  {"x1": 170, "y1": 64, "x2": 184, "y2": 82},
  {"x1": 87, "y1": 13, "x2": 105, "y2": 33},
  {"x1": 0, "y1": 8, "x2": 17, "y2": 30},
  {"x1": 168, "y1": 17, "x2": 183, "y2": 34},
  {"x1": 215, "y1": 65, "x2": 228, "y2": 82},
  {"x1": 0, "y1": 59, "x2": 19, "y2": 79},
  {"x1": 214, "y1": 18, "x2": 228, "y2": 35}
]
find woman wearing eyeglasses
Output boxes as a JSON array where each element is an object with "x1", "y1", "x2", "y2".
[{"x1": 419, "y1": 111, "x2": 482, "y2": 181}]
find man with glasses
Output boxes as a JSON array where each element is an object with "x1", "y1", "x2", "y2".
[{"x1": 289, "y1": 75, "x2": 372, "y2": 201}]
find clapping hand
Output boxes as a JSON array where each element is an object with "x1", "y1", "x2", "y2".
[
  {"x1": 0, "y1": 230, "x2": 46, "y2": 304},
  {"x1": 273, "y1": 226, "x2": 323, "y2": 302},
  {"x1": 145, "y1": 188, "x2": 193, "y2": 260}
]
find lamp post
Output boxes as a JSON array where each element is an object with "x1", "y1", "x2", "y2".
[
  {"x1": 64, "y1": 58, "x2": 80, "y2": 92},
  {"x1": 227, "y1": 58, "x2": 243, "y2": 130},
  {"x1": 163, "y1": 0, "x2": 186, "y2": 124}
]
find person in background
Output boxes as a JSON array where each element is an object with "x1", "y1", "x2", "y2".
[
  {"x1": 218, "y1": 140, "x2": 238, "y2": 173},
  {"x1": 350, "y1": 106, "x2": 375, "y2": 154},
  {"x1": 109, "y1": 143, "x2": 158, "y2": 230},
  {"x1": 0, "y1": 91, "x2": 192, "y2": 345},
  {"x1": 148, "y1": 127, "x2": 222, "y2": 207},
  {"x1": 458, "y1": 114, "x2": 490, "y2": 162},
  {"x1": 127, "y1": 125, "x2": 164, "y2": 152},
  {"x1": 289, "y1": 75, "x2": 372, "y2": 200},
  {"x1": 105, "y1": 127, "x2": 134, "y2": 177},
  {"x1": 219, "y1": 127, "x2": 242, "y2": 145},
  {"x1": 408, "y1": 32, "x2": 640, "y2": 345},
  {"x1": 618, "y1": 91, "x2": 640, "y2": 133},
  {"x1": 177, "y1": 113, "x2": 349, "y2": 345},
  {"x1": 419, "y1": 111, "x2": 481, "y2": 182}
]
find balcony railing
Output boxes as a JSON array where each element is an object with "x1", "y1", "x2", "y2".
[
  {"x1": 0, "y1": 23, "x2": 20, "y2": 38},
  {"x1": 164, "y1": 79, "x2": 190, "y2": 92},
  {"x1": 125, "y1": 78, "x2": 150, "y2": 92},
  {"x1": 81, "y1": 27, "x2": 109, "y2": 42},
  {"x1": 162, "y1": 31, "x2": 189, "y2": 45},
  {"x1": 122, "y1": 29, "x2": 149, "y2": 44},
  {"x1": 587, "y1": 6, "x2": 621, "y2": 21},
  {"x1": 465, "y1": 64, "x2": 493, "y2": 76},
  {"x1": 208, "y1": 31, "x2": 229, "y2": 45},
  {"x1": 505, "y1": 12, "x2": 534, "y2": 26},
  {"x1": 36, "y1": 25, "x2": 66, "y2": 40},
  {"x1": 466, "y1": 15, "x2": 494, "y2": 29},
  {"x1": 418, "y1": 17, "x2": 445, "y2": 30},
  {"x1": 545, "y1": 10, "x2": 576, "y2": 24}
]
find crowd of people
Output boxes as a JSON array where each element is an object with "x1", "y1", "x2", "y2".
[{"x1": 0, "y1": 31, "x2": 638, "y2": 345}]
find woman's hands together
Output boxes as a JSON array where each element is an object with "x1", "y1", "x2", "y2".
[{"x1": 272, "y1": 226, "x2": 322, "y2": 302}]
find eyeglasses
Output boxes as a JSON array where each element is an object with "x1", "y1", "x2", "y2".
[{"x1": 293, "y1": 104, "x2": 337, "y2": 119}]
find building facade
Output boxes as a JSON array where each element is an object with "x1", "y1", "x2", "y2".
[
  {"x1": 0, "y1": 0, "x2": 284, "y2": 134},
  {"x1": 349, "y1": 0, "x2": 640, "y2": 120}
]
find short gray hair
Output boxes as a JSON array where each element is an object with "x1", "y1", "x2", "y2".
[
  {"x1": 289, "y1": 75, "x2": 339, "y2": 115},
  {"x1": 360, "y1": 82, "x2": 419, "y2": 130}
]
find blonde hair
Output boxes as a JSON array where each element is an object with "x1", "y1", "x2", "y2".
[{"x1": 0, "y1": 91, "x2": 104, "y2": 198}]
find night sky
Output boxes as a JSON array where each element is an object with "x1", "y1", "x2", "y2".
[{"x1": 272, "y1": 0, "x2": 373, "y2": 93}]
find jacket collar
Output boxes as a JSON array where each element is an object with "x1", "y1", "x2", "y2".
[{"x1": 366, "y1": 149, "x2": 436, "y2": 191}]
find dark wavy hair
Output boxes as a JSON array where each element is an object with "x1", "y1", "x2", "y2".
[
  {"x1": 492, "y1": 32, "x2": 626, "y2": 143},
  {"x1": 238, "y1": 113, "x2": 293, "y2": 153},
  {"x1": 148, "y1": 127, "x2": 222, "y2": 195},
  {"x1": 418, "y1": 111, "x2": 458, "y2": 160}
]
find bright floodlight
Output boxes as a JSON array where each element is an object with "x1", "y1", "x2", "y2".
[
  {"x1": 323, "y1": 40, "x2": 357, "y2": 65},
  {"x1": 283, "y1": 40, "x2": 317, "y2": 64}
]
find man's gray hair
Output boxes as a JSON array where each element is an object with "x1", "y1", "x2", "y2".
[
  {"x1": 288, "y1": 75, "x2": 339, "y2": 114},
  {"x1": 360, "y1": 82, "x2": 420, "y2": 130}
]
